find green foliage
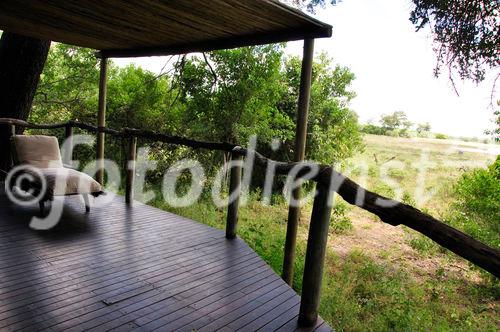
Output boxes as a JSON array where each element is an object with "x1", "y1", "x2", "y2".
[
  {"x1": 107, "y1": 65, "x2": 174, "y2": 131},
  {"x1": 31, "y1": 43, "x2": 362, "y2": 188},
  {"x1": 330, "y1": 200, "x2": 353, "y2": 234},
  {"x1": 417, "y1": 122, "x2": 431, "y2": 133},
  {"x1": 484, "y1": 101, "x2": 499, "y2": 142},
  {"x1": 410, "y1": 0, "x2": 499, "y2": 84},
  {"x1": 435, "y1": 133, "x2": 448, "y2": 139},
  {"x1": 321, "y1": 250, "x2": 498, "y2": 331},
  {"x1": 178, "y1": 45, "x2": 287, "y2": 144},
  {"x1": 380, "y1": 111, "x2": 413, "y2": 137},
  {"x1": 362, "y1": 111, "x2": 416, "y2": 138},
  {"x1": 409, "y1": 234, "x2": 441, "y2": 256},
  {"x1": 361, "y1": 124, "x2": 386, "y2": 136},
  {"x1": 416, "y1": 122, "x2": 432, "y2": 137},
  {"x1": 178, "y1": 47, "x2": 363, "y2": 165},
  {"x1": 305, "y1": 54, "x2": 362, "y2": 163},
  {"x1": 33, "y1": 45, "x2": 183, "y2": 132},
  {"x1": 447, "y1": 157, "x2": 500, "y2": 249},
  {"x1": 32, "y1": 44, "x2": 100, "y2": 123}
]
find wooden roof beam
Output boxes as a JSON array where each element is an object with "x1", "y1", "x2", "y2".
[{"x1": 97, "y1": 27, "x2": 331, "y2": 58}]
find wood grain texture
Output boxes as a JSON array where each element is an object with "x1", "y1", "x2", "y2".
[
  {"x1": 0, "y1": 188, "x2": 331, "y2": 331},
  {"x1": 0, "y1": 0, "x2": 332, "y2": 57}
]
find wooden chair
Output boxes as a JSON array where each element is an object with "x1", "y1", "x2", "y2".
[{"x1": 7, "y1": 135, "x2": 103, "y2": 215}]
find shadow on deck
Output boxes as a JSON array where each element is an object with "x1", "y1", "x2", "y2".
[{"x1": 0, "y1": 189, "x2": 331, "y2": 331}]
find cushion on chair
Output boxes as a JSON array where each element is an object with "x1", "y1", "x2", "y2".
[
  {"x1": 12, "y1": 135, "x2": 102, "y2": 198},
  {"x1": 12, "y1": 135, "x2": 64, "y2": 169},
  {"x1": 33, "y1": 168, "x2": 102, "y2": 196}
]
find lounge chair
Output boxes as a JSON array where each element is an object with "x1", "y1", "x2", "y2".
[{"x1": 8, "y1": 135, "x2": 103, "y2": 215}]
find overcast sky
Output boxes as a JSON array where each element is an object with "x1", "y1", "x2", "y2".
[{"x1": 115, "y1": 0, "x2": 498, "y2": 138}]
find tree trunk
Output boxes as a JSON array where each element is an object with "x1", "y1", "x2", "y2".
[{"x1": 0, "y1": 32, "x2": 51, "y2": 173}]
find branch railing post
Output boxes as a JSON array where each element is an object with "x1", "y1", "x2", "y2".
[
  {"x1": 226, "y1": 153, "x2": 243, "y2": 239},
  {"x1": 125, "y1": 135, "x2": 137, "y2": 205},
  {"x1": 283, "y1": 38, "x2": 315, "y2": 286},
  {"x1": 96, "y1": 57, "x2": 108, "y2": 185},
  {"x1": 64, "y1": 123, "x2": 73, "y2": 166},
  {"x1": 298, "y1": 178, "x2": 333, "y2": 327}
]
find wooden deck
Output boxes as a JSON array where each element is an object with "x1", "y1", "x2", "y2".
[{"x1": 0, "y1": 188, "x2": 331, "y2": 331}]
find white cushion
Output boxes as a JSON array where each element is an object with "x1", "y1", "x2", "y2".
[
  {"x1": 13, "y1": 135, "x2": 63, "y2": 168},
  {"x1": 35, "y1": 168, "x2": 102, "y2": 196}
]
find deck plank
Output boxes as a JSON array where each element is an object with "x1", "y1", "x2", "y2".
[{"x1": 0, "y1": 188, "x2": 331, "y2": 331}]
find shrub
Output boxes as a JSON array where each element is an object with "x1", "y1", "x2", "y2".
[
  {"x1": 362, "y1": 124, "x2": 386, "y2": 136},
  {"x1": 330, "y1": 200, "x2": 353, "y2": 234},
  {"x1": 435, "y1": 133, "x2": 448, "y2": 139},
  {"x1": 447, "y1": 156, "x2": 500, "y2": 249}
]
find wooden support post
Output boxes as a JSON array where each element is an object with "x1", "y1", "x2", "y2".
[
  {"x1": 8, "y1": 124, "x2": 16, "y2": 168},
  {"x1": 298, "y1": 180, "x2": 333, "y2": 327},
  {"x1": 83, "y1": 193, "x2": 90, "y2": 213},
  {"x1": 96, "y1": 57, "x2": 108, "y2": 185},
  {"x1": 226, "y1": 153, "x2": 243, "y2": 239},
  {"x1": 125, "y1": 136, "x2": 137, "y2": 205},
  {"x1": 64, "y1": 124, "x2": 73, "y2": 166},
  {"x1": 283, "y1": 38, "x2": 315, "y2": 286}
]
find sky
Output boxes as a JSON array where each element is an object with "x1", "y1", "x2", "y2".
[{"x1": 114, "y1": 0, "x2": 498, "y2": 138}]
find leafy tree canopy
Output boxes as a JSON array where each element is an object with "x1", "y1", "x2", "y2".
[
  {"x1": 380, "y1": 111, "x2": 412, "y2": 133},
  {"x1": 175, "y1": 45, "x2": 362, "y2": 163},
  {"x1": 31, "y1": 44, "x2": 363, "y2": 177},
  {"x1": 485, "y1": 101, "x2": 499, "y2": 142},
  {"x1": 410, "y1": 0, "x2": 499, "y2": 85},
  {"x1": 287, "y1": 0, "x2": 500, "y2": 85},
  {"x1": 416, "y1": 122, "x2": 431, "y2": 134}
]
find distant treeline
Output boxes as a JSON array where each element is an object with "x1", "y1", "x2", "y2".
[{"x1": 361, "y1": 111, "x2": 495, "y2": 143}]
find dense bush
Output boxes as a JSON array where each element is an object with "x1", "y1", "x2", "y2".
[
  {"x1": 362, "y1": 124, "x2": 412, "y2": 137},
  {"x1": 361, "y1": 124, "x2": 386, "y2": 135},
  {"x1": 447, "y1": 156, "x2": 500, "y2": 249}
]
